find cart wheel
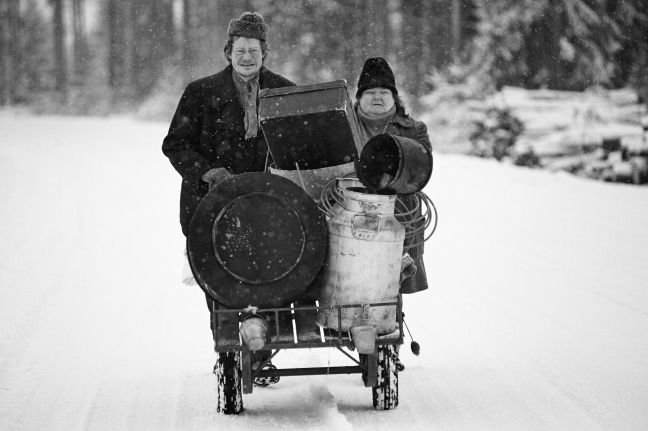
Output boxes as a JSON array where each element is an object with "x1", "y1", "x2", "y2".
[
  {"x1": 372, "y1": 345, "x2": 399, "y2": 410},
  {"x1": 359, "y1": 353, "x2": 369, "y2": 386},
  {"x1": 215, "y1": 352, "x2": 243, "y2": 414}
]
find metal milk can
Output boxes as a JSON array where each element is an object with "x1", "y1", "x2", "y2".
[{"x1": 316, "y1": 186, "x2": 405, "y2": 334}]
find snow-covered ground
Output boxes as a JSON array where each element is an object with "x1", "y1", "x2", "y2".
[
  {"x1": 498, "y1": 86, "x2": 646, "y2": 156},
  {"x1": 1, "y1": 113, "x2": 647, "y2": 430}
]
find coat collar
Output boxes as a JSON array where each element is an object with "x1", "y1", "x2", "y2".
[
  {"x1": 390, "y1": 111, "x2": 415, "y2": 128},
  {"x1": 353, "y1": 102, "x2": 415, "y2": 128},
  {"x1": 213, "y1": 64, "x2": 270, "y2": 106},
  {"x1": 213, "y1": 65, "x2": 238, "y2": 104}
]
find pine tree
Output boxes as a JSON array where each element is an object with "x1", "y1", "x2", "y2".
[
  {"x1": 50, "y1": 0, "x2": 67, "y2": 98},
  {"x1": 469, "y1": 0, "x2": 646, "y2": 91}
]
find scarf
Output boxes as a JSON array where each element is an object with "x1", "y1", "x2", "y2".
[
  {"x1": 356, "y1": 105, "x2": 396, "y2": 143},
  {"x1": 232, "y1": 70, "x2": 260, "y2": 139}
]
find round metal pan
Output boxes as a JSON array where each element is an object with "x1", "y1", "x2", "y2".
[{"x1": 187, "y1": 172, "x2": 327, "y2": 308}]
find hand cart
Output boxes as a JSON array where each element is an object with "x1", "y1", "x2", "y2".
[{"x1": 211, "y1": 296, "x2": 405, "y2": 414}]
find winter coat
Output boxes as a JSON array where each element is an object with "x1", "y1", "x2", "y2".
[
  {"x1": 357, "y1": 107, "x2": 432, "y2": 294},
  {"x1": 162, "y1": 65, "x2": 295, "y2": 236}
]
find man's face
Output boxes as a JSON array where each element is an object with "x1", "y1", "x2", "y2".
[
  {"x1": 359, "y1": 88, "x2": 395, "y2": 116},
  {"x1": 231, "y1": 37, "x2": 263, "y2": 78}
]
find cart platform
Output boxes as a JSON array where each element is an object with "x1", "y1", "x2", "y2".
[{"x1": 210, "y1": 298, "x2": 404, "y2": 397}]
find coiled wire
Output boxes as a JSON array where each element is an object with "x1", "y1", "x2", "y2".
[{"x1": 318, "y1": 176, "x2": 438, "y2": 250}]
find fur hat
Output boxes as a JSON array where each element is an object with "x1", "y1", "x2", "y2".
[
  {"x1": 356, "y1": 57, "x2": 398, "y2": 98},
  {"x1": 227, "y1": 12, "x2": 268, "y2": 41}
]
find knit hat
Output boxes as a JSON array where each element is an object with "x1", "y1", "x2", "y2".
[
  {"x1": 227, "y1": 12, "x2": 268, "y2": 41},
  {"x1": 356, "y1": 57, "x2": 398, "y2": 98}
]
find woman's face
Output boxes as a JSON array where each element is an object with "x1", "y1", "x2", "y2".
[{"x1": 359, "y1": 88, "x2": 395, "y2": 116}]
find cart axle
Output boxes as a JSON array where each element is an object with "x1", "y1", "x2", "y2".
[{"x1": 256, "y1": 365, "x2": 364, "y2": 377}]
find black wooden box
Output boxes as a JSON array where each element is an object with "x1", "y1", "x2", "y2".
[{"x1": 259, "y1": 80, "x2": 362, "y2": 170}]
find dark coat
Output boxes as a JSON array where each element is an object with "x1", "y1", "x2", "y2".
[
  {"x1": 384, "y1": 111, "x2": 431, "y2": 150},
  {"x1": 162, "y1": 65, "x2": 295, "y2": 236},
  {"x1": 358, "y1": 108, "x2": 432, "y2": 294}
]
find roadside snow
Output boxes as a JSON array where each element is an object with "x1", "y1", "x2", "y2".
[
  {"x1": 499, "y1": 86, "x2": 646, "y2": 155},
  {"x1": 1, "y1": 113, "x2": 647, "y2": 430}
]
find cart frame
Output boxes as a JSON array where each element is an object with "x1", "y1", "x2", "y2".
[{"x1": 210, "y1": 295, "x2": 404, "y2": 400}]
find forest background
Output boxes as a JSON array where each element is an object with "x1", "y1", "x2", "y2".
[{"x1": 1, "y1": 0, "x2": 647, "y2": 126}]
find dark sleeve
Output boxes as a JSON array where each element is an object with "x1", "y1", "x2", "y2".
[
  {"x1": 414, "y1": 120, "x2": 432, "y2": 151},
  {"x1": 162, "y1": 83, "x2": 212, "y2": 191}
]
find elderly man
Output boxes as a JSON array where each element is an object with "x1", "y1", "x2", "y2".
[
  {"x1": 163, "y1": 12, "x2": 294, "y2": 237},
  {"x1": 162, "y1": 11, "x2": 294, "y2": 383},
  {"x1": 354, "y1": 57, "x2": 431, "y2": 294}
]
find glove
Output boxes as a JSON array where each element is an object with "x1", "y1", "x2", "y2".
[
  {"x1": 399, "y1": 253, "x2": 417, "y2": 285},
  {"x1": 201, "y1": 167, "x2": 232, "y2": 190}
]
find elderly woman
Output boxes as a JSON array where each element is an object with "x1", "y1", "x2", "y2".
[{"x1": 354, "y1": 57, "x2": 431, "y2": 294}]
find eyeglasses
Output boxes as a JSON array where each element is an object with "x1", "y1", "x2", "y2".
[{"x1": 233, "y1": 48, "x2": 262, "y2": 57}]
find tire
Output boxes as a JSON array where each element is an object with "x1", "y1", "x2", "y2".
[
  {"x1": 215, "y1": 352, "x2": 243, "y2": 414},
  {"x1": 360, "y1": 353, "x2": 369, "y2": 386},
  {"x1": 372, "y1": 345, "x2": 399, "y2": 410}
]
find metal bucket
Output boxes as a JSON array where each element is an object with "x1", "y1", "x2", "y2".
[
  {"x1": 239, "y1": 315, "x2": 268, "y2": 351},
  {"x1": 357, "y1": 133, "x2": 433, "y2": 194},
  {"x1": 349, "y1": 305, "x2": 377, "y2": 353},
  {"x1": 350, "y1": 325, "x2": 376, "y2": 354}
]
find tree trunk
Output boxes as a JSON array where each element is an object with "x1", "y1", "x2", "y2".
[
  {"x1": 451, "y1": 0, "x2": 461, "y2": 59},
  {"x1": 195, "y1": 0, "x2": 227, "y2": 76},
  {"x1": 363, "y1": 0, "x2": 375, "y2": 57},
  {"x1": 0, "y1": 0, "x2": 12, "y2": 105},
  {"x1": 387, "y1": 0, "x2": 402, "y2": 66},
  {"x1": 341, "y1": 4, "x2": 355, "y2": 84},
  {"x1": 51, "y1": 0, "x2": 67, "y2": 98},
  {"x1": 155, "y1": 0, "x2": 175, "y2": 85},
  {"x1": 381, "y1": 0, "x2": 393, "y2": 62},
  {"x1": 0, "y1": 1, "x2": 4, "y2": 105},
  {"x1": 547, "y1": 0, "x2": 561, "y2": 88},
  {"x1": 401, "y1": 0, "x2": 425, "y2": 99},
  {"x1": 418, "y1": 0, "x2": 432, "y2": 96},
  {"x1": 182, "y1": 0, "x2": 193, "y2": 81},
  {"x1": 351, "y1": 2, "x2": 366, "y2": 81},
  {"x1": 72, "y1": 0, "x2": 87, "y2": 84},
  {"x1": 8, "y1": 0, "x2": 20, "y2": 103},
  {"x1": 123, "y1": 1, "x2": 135, "y2": 96},
  {"x1": 107, "y1": 0, "x2": 119, "y2": 89},
  {"x1": 126, "y1": 0, "x2": 173, "y2": 98}
]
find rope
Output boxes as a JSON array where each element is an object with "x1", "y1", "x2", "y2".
[
  {"x1": 318, "y1": 176, "x2": 439, "y2": 247},
  {"x1": 294, "y1": 162, "x2": 307, "y2": 190}
]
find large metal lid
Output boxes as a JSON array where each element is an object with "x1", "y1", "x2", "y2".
[{"x1": 187, "y1": 172, "x2": 327, "y2": 308}]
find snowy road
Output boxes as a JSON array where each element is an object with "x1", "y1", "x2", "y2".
[{"x1": 1, "y1": 114, "x2": 647, "y2": 430}]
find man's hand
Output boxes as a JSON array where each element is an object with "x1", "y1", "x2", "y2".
[{"x1": 201, "y1": 168, "x2": 233, "y2": 190}]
